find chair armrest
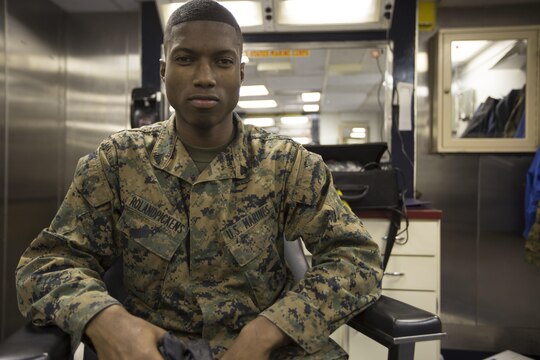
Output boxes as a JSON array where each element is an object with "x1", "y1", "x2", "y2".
[
  {"x1": 0, "y1": 323, "x2": 70, "y2": 360},
  {"x1": 347, "y1": 295, "x2": 445, "y2": 347}
]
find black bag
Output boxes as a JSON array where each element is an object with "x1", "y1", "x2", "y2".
[{"x1": 332, "y1": 165, "x2": 400, "y2": 211}]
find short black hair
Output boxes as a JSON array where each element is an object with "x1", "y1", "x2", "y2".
[{"x1": 163, "y1": 0, "x2": 243, "y2": 52}]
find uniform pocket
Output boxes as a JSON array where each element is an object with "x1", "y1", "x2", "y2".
[
  {"x1": 116, "y1": 207, "x2": 183, "y2": 308},
  {"x1": 221, "y1": 204, "x2": 287, "y2": 310}
]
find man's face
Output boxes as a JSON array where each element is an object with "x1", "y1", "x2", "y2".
[{"x1": 160, "y1": 21, "x2": 244, "y2": 132}]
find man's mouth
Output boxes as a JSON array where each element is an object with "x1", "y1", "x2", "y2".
[{"x1": 188, "y1": 95, "x2": 219, "y2": 109}]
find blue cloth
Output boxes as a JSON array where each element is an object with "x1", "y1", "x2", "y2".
[{"x1": 523, "y1": 147, "x2": 540, "y2": 237}]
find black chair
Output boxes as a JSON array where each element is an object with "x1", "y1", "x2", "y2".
[{"x1": 0, "y1": 239, "x2": 444, "y2": 360}]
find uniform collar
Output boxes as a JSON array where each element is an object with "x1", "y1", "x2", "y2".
[{"x1": 150, "y1": 113, "x2": 249, "y2": 184}]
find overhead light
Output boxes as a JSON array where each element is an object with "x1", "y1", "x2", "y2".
[
  {"x1": 241, "y1": 54, "x2": 250, "y2": 63},
  {"x1": 416, "y1": 52, "x2": 428, "y2": 73},
  {"x1": 243, "y1": 117, "x2": 275, "y2": 127},
  {"x1": 303, "y1": 104, "x2": 319, "y2": 112},
  {"x1": 352, "y1": 127, "x2": 366, "y2": 133},
  {"x1": 281, "y1": 116, "x2": 309, "y2": 125},
  {"x1": 240, "y1": 85, "x2": 269, "y2": 97},
  {"x1": 161, "y1": 1, "x2": 263, "y2": 28},
  {"x1": 238, "y1": 100, "x2": 278, "y2": 109},
  {"x1": 301, "y1": 92, "x2": 321, "y2": 102},
  {"x1": 328, "y1": 63, "x2": 363, "y2": 75},
  {"x1": 257, "y1": 62, "x2": 292, "y2": 72},
  {"x1": 416, "y1": 86, "x2": 429, "y2": 98},
  {"x1": 277, "y1": 0, "x2": 379, "y2": 26},
  {"x1": 292, "y1": 137, "x2": 312, "y2": 145},
  {"x1": 350, "y1": 132, "x2": 367, "y2": 139}
]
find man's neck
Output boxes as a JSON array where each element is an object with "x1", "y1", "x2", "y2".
[{"x1": 174, "y1": 116, "x2": 235, "y2": 148}]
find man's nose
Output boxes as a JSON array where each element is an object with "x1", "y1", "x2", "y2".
[{"x1": 193, "y1": 60, "x2": 216, "y2": 88}]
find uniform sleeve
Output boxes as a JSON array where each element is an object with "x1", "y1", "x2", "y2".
[
  {"x1": 15, "y1": 140, "x2": 122, "y2": 352},
  {"x1": 260, "y1": 147, "x2": 383, "y2": 354}
]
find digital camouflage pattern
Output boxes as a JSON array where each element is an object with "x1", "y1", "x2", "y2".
[
  {"x1": 525, "y1": 200, "x2": 540, "y2": 267},
  {"x1": 16, "y1": 115, "x2": 383, "y2": 359}
]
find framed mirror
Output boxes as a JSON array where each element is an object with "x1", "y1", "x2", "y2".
[{"x1": 433, "y1": 26, "x2": 540, "y2": 152}]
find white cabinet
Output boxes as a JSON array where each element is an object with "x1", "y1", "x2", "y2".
[
  {"x1": 346, "y1": 212, "x2": 442, "y2": 360},
  {"x1": 433, "y1": 26, "x2": 540, "y2": 153}
]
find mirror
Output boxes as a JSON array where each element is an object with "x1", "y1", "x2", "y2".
[
  {"x1": 237, "y1": 41, "x2": 393, "y2": 145},
  {"x1": 434, "y1": 27, "x2": 539, "y2": 152}
]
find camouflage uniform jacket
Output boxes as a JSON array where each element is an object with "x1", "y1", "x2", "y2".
[{"x1": 16, "y1": 115, "x2": 382, "y2": 358}]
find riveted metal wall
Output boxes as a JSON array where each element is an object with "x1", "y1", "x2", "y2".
[
  {"x1": 0, "y1": 2, "x2": 140, "y2": 341},
  {"x1": 416, "y1": 3, "x2": 540, "y2": 356}
]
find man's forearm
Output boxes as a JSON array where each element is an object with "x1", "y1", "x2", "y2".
[{"x1": 220, "y1": 315, "x2": 291, "y2": 360}]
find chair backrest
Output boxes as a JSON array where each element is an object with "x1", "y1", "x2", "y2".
[{"x1": 283, "y1": 239, "x2": 310, "y2": 282}]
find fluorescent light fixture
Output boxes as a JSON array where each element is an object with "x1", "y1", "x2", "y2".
[
  {"x1": 301, "y1": 92, "x2": 321, "y2": 102},
  {"x1": 161, "y1": 2, "x2": 263, "y2": 28},
  {"x1": 416, "y1": 52, "x2": 429, "y2": 73},
  {"x1": 352, "y1": 127, "x2": 367, "y2": 133},
  {"x1": 243, "y1": 118, "x2": 275, "y2": 127},
  {"x1": 238, "y1": 100, "x2": 278, "y2": 109},
  {"x1": 257, "y1": 62, "x2": 293, "y2": 72},
  {"x1": 303, "y1": 104, "x2": 320, "y2": 112},
  {"x1": 328, "y1": 63, "x2": 363, "y2": 75},
  {"x1": 350, "y1": 132, "x2": 367, "y2": 139},
  {"x1": 240, "y1": 85, "x2": 269, "y2": 97},
  {"x1": 292, "y1": 137, "x2": 312, "y2": 145},
  {"x1": 451, "y1": 40, "x2": 489, "y2": 64},
  {"x1": 277, "y1": 0, "x2": 380, "y2": 26},
  {"x1": 281, "y1": 116, "x2": 309, "y2": 125},
  {"x1": 416, "y1": 86, "x2": 429, "y2": 98}
]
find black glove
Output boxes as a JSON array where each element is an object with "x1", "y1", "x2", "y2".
[{"x1": 158, "y1": 332, "x2": 213, "y2": 360}]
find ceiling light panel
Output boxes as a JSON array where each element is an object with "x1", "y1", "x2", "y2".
[
  {"x1": 243, "y1": 117, "x2": 276, "y2": 127},
  {"x1": 303, "y1": 104, "x2": 320, "y2": 112},
  {"x1": 156, "y1": 0, "x2": 394, "y2": 33},
  {"x1": 301, "y1": 92, "x2": 321, "y2": 102},
  {"x1": 278, "y1": 0, "x2": 379, "y2": 25},
  {"x1": 257, "y1": 62, "x2": 293, "y2": 72},
  {"x1": 238, "y1": 100, "x2": 278, "y2": 109},
  {"x1": 159, "y1": 1, "x2": 264, "y2": 30},
  {"x1": 240, "y1": 85, "x2": 269, "y2": 97},
  {"x1": 281, "y1": 116, "x2": 310, "y2": 125}
]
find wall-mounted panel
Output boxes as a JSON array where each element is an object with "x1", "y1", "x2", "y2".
[
  {"x1": 0, "y1": 0, "x2": 7, "y2": 341},
  {"x1": 2, "y1": 0, "x2": 65, "y2": 339},
  {"x1": 64, "y1": 12, "x2": 140, "y2": 188}
]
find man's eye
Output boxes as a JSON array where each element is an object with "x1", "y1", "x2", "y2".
[
  {"x1": 175, "y1": 56, "x2": 193, "y2": 64},
  {"x1": 217, "y1": 58, "x2": 234, "y2": 66}
]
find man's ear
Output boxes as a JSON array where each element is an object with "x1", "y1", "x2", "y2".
[
  {"x1": 159, "y1": 59, "x2": 166, "y2": 81},
  {"x1": 240, "y1": 62, "x2": 245, "y2": 83}
]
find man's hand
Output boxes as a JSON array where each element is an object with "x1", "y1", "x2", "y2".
[
  {"x1": 85, "y1": 304, "x2": 166, "y2": 360},
  {"x1": 220, "y1": 316, "x2": 291, "y2": 360}
]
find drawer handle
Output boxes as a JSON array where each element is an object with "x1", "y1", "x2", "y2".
[{"x1": 384, "y1": 272, "x2": 405, "y2": 277}]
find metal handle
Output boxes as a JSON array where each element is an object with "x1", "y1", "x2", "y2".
[{"x1": 384, "y1": 272, "x2": 405, "y2": 277}]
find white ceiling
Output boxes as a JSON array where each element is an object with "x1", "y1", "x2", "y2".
[
  {"x1": 240, "y1": 43, "x2": 388, "y2": 115},
  {"x1": 48, "y1": 0, "x2": 540, "y2": 13},
  {"x1": 48, "y1": 0, "x2": 539, "y2": 118}
]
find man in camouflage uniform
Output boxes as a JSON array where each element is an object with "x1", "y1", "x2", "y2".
[{"x1": 15, "y1": 0, "x2": 382, "y2": 359}]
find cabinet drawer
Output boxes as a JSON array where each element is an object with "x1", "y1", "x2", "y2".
[
  {"x1": 382, "y1": 256, "x2": 437, "y2": 291},
  {"x1": 362, "y1": 219, "x2": 439, "y2": 256}
]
